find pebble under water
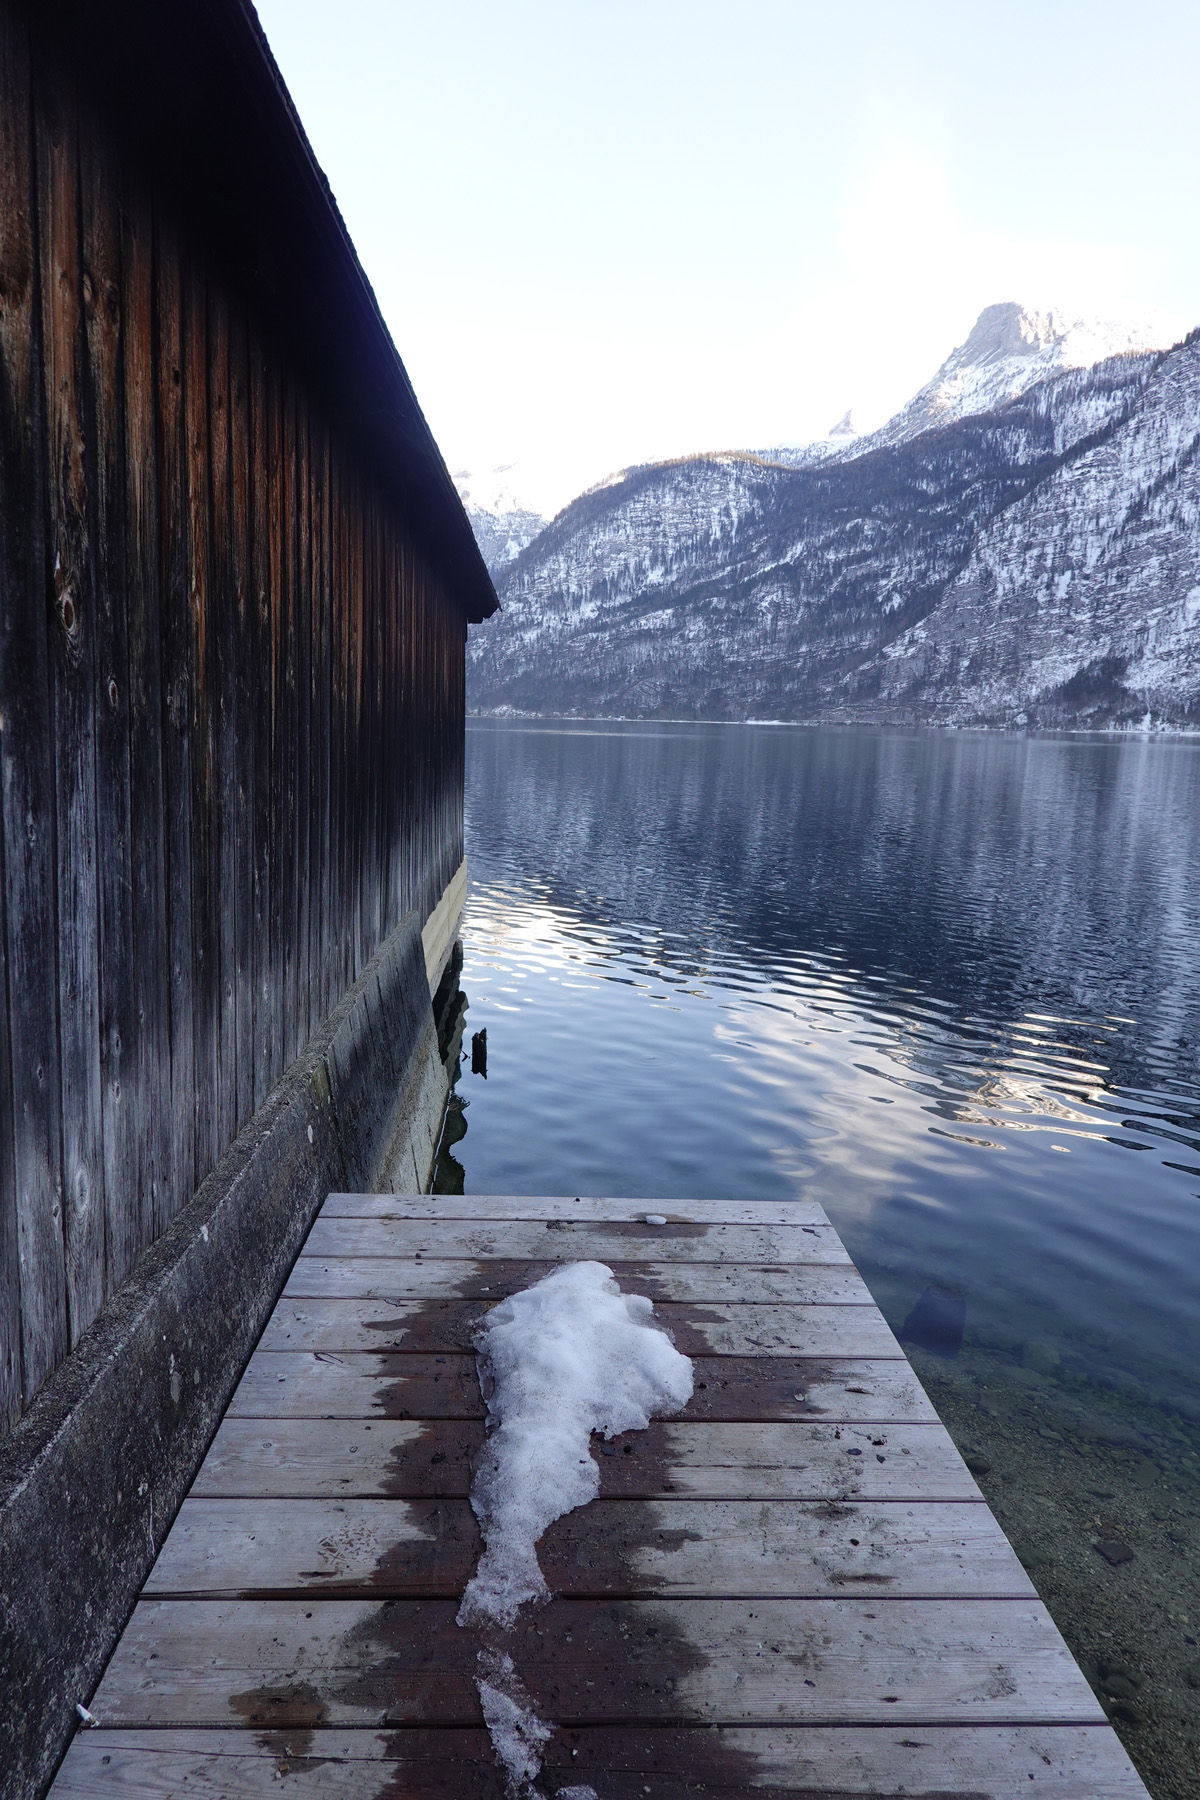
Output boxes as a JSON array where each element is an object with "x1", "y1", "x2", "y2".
[{"x1": 439, "y1": 719, "x2": 1200, "y2": 1799}]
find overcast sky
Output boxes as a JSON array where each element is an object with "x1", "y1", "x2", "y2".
[{"x1": 255, "y1": 0, "x2": 1200, "y2": 515}]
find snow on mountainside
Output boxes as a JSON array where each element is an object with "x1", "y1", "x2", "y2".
[
  {"x1": 453, "y1": 464, "x2": 547, "y2": 578},
  {"x1": 467, "y1": 305, "x2": 1199, "y2": 728},
  {"x1": 756, "y1": 303, "x2": 1176, "y2": 471},
  {"x1": 869, "y1": 302, "x2": 1176, "y2": 448}
]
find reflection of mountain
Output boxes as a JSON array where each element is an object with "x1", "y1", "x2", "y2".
[
  {"x1": 465, "y1": 722, "x2": 1200, "y2": 1098},
  {"x1": 468, "y1": 307, "x2": 1200, "y2": 727}
]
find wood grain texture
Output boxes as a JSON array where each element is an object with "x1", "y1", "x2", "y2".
[
  {"x1": 285, "y1": 1254, "x2": 861, "y2": 1304},
  {"x1": 60, "y1": 1197, "x2": 1152, "y2": 1798},
  {"x1": 190, "y1": 1417, "x2": 978, "y2": 1503},
  {"x1": 49, "y1": 1724, "x2": 1153, "y2": 1799},
  {"x1": 257, "y1": 1280, "x2": 877, "y2": 1352},
  {"x1": 0, "y1": 28, "x2": 472, "y2": 1422},
  {"x1": 320, "y1": 1193, "x2": 833, "y2": 1227},
  {"x1": 80, "y1": 113, "x2": 139, "y2": 1297},
  {"x1": 89, "y1": 1595, "x2": 1102, "y2": 1727},
  {"x1": 0, "y1": 2, "x2": 65, "y2": 1411},
  {"x1": 301, "y1": 1216, "x2": 848, "y2": 1267},
  {"x1": 38, "y1": 53, "x2": 107, "y2": 1345},
  {"x1": 120, "y1": 181, "x2": 170, "y2": 1247},
  {"x1": 142, "y1": 1495, "x2": 1029, "y2": 1601},
  {"x1": 225, "y1": 1350, "x2": 926, "y2": 1425}
]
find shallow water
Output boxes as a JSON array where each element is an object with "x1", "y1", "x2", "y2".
[{"x1": 443, "y1": 719, "x2": 1200, "y2": 1794}]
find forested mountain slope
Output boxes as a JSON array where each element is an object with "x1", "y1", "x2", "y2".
[{"x1": 470, "y1": 335, "x2": 1200, "y2": 726}]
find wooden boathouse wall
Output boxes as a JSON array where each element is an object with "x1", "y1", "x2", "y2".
[{"x1": 0, "y1": 0, "x2": 494, "y2": 1437}]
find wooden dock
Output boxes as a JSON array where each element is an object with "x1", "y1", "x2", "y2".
[{"x1": 53, "y1": 1195, "x2": 1149, "y2": 1797}]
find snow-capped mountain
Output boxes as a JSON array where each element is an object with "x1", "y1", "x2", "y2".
[
  {"x1": 868, "y1": 302, "x2": 1175, "y2": 449},
  {"x1": 453, "y1": 464, "x2": 547, "y2": 578},
  {"x1": 466, "y1": 304, "x2": 1199, "y2": 728},
  {"x1": 753, "y1": 303, "x2": 1176, "y2": 472}
]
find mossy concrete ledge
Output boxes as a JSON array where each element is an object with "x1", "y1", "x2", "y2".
[{"x1": 0, "y1": 910, "x2": 452, "y2": 1800}]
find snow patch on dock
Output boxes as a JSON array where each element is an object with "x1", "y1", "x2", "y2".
[{"x1": 459, "y1": 1259, "x2": 694, "y2": 1629}]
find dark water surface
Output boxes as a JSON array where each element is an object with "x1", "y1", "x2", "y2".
[
  {"x1": 451, "y1": 720, "x2": 1200, "y2": 1406},
  {"x1": 445, "y1": 720, "x2": 1200, "y2": 1795}
]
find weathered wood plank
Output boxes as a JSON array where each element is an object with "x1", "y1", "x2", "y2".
[
  {"x1": 321, "y1": 1193, "x2": 832, "y2": 1227},
  {"x1": 89, "y1": 1596, "x2": 1103, "y2": 1726},
  {"x1": 0, "y1": 0, "x2": 66, "y2": 1409},
  {"x1": 183, "y1": 243, "x2": 220, "y2": 1192},
  {"x1": 51, "y1": 1724, "x2": 1151, "y2": 1800},
  {"x1": 285, "y1": 1255, "x2": 861, "y2": 1305},
  {"x1": 206, "y1": 278, "x2": 237, "y2": 1158},
  {"x1": 142, "y1": 1495, "x2": 1027, "y2": 1601},
  {"x1": 153, "y1": 214, "x2": 196, "y2": 1234},
  {"x1": 192, "y1": 1417, "x2": 979, "y2": 1503},
  {"x1": 80, "y1": 112, "x2": 139, "y2": 1297},
  {"x1": 226, "y1": 1350, "x2": 922, "y2": 1423},
  {"x1": 259, "y1": 1279, "x2": 876, "y2": 1353},
  {"x1": 246, "y1": 325, "x2": 274, "y2": 1109},
  {"x1": 38, "y1": 53, "x2": 107, "y2": 1342},
  {"x1": 227, "y1": 296, "x2": 255, "y2": 1135},
  {"x1": 120, "y1": 180, "x2": 170, "y2": 1246},
  {"x1": 302, "y1": 1217, "x2": 847, "y2": 1267}
]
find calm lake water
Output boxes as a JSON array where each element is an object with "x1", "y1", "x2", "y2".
[
  {"x1": 446, "y1": 716, "x2": 1200, "y2": 1797},
  {"x1": 447, "y1": 720, "x2": 1200, "y2": 1413}
]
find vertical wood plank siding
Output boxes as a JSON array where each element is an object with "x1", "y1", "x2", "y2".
[{"x1": 0, "y1": 45, "x2": 468, "y2": 1432}]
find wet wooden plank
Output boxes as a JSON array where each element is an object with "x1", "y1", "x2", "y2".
[
  {"x1": 286, "y1": 1250, "x2": 858, "y2": 1308},
  {"x1": 257, "y1": 1295, "x2": 887, "y2": 1357},
  {"x1": 321, "y1": 1193, "x2": 832, "y2": 1227},
  {"x1": 143, "y1": 1495, "x2": 1027, "y2": 1601},
  {"x1": 259, "y1": 1280, "x2": 877, "y2": 1353},
  {"x1": 52, "y1": 1724, "x2": 1151, "y2": 1800},
  {"x1": 192, "y1": 1418, "x2": 978, "y2": 1502},
  {"x1": 303, "y1": 1216, "x2": 847, "y2": 1267},
  {"x1": 226, "y1": 1350, "x2": 920, "y2": 1423},
  {"x1": 89, "y1": 1595, "x2": 1101, "y2": 1726}
]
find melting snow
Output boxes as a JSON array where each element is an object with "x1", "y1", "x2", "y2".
[{"x1": 459, "y1": 1260, "x2": 694, "y2": 1629}]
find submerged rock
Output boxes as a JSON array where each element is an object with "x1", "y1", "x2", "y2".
[
  {"x1": 1022, "y1": 1340, "x2": 1062, "y2": 1375},
  {"x1": 900, "y1": 1285, "x2": 966, "y2": 1356}
]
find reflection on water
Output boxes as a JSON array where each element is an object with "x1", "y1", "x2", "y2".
[
  {"x1": 444, "y1": 720, "x2": 1200, "y2": 1796},
  {"x1": 452, "y1": 720, "x2": 1200, "y2": 1406}
]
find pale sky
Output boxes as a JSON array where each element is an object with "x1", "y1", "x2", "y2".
[{"x1": 255, "y1": 0, "x2": 1200, "y2": 516}]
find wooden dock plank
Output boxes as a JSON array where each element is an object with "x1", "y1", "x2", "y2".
[
  {"x1": 321, "y1": 1193, "x2": 832, "y2": 1226},
  {"x1": 301, "y1": 1217, "x2": 848, "y2": 1266},
  {"x1": 89, "y1": 1595, "x2": 1102, "y2": 1727},
  {"x1": 285, "y1": 1255, "x2": 859, "y2": 1303},
  {"x1": 224, "y1": 1351, "x2": 926, "y2": 1422},
  {"x1": 191, "y1": 1418, "x2": 980, "y2": 1502},
  {"x1": 61, "y1": 1194, "x2": 1149, "y2": 1799},
  {"x1": 262, "y1": 1278, "x2": 876, "y2": 1349},
  {"x1": 143, "y1": 1495, "x2": 1029, "y2": 1601},
  {"x1": 52, "y1": 1726, "x2": 1151, "y2": 1800}
]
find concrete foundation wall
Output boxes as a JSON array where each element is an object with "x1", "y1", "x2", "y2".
[{"x1": 0, "y1": 906, "x2": 452, "y2": 1800}]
